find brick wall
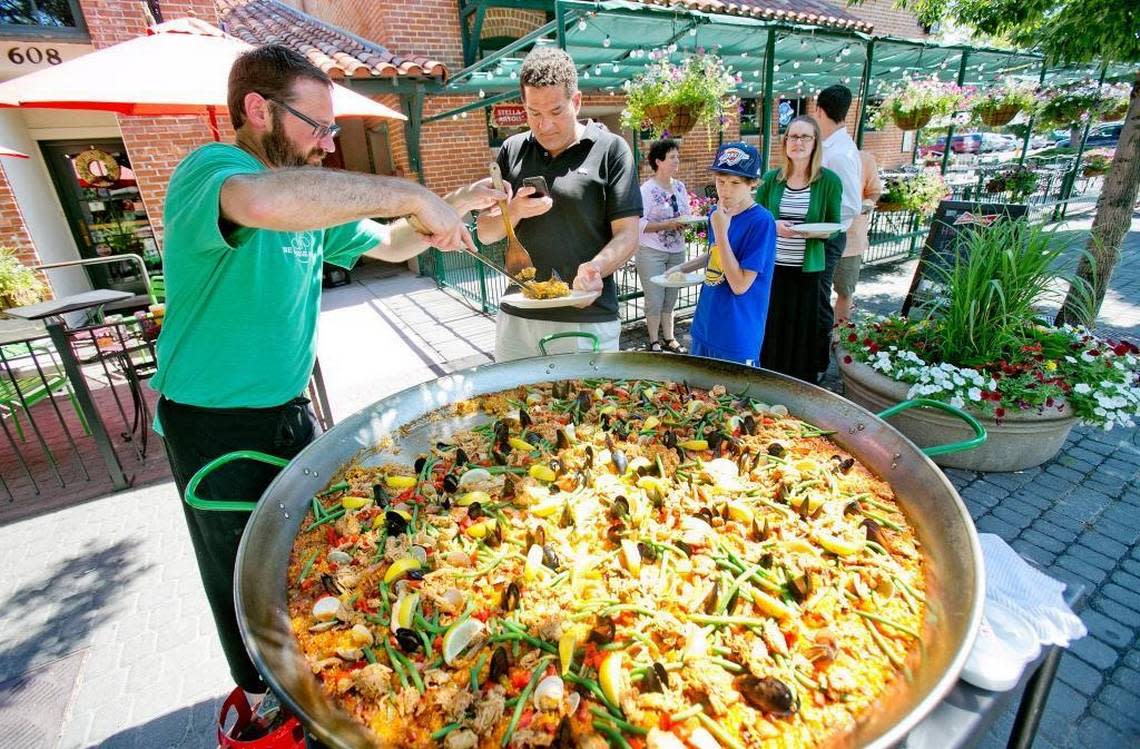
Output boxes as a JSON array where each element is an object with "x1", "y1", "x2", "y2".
[
  {"x1": 0, "y1": 164, "x2": 42, "y2": 276},
  {"x1": 418, "y1": 96, "x2": 495, "y2": 195},
  {"x1": 299, "y1": 0, "x2": 464, "y2": 72},
  {"x1": 844, "y1": 0, "x2": 928, "y2": 38},
  {"x1": 481, "y1": 8, "x2": 545, "y2": 40},
  {"x1": 286, "y1": 0, "x2": 391, "y2": 59}
]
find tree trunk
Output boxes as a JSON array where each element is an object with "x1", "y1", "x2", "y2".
[
  {"x1": 1056, "y1": 73, "x2": 1140, "y2": 328},
  {"x1": 1070, "y1": 124, "x2": 1083, "y2": 147}
]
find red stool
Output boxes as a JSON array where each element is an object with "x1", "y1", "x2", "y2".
[{"x1": 217, "y1": 687, "x2": 306, "y2": 749}]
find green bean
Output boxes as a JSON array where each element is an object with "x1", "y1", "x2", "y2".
[
  {"x1": 419, "y1": 629, "x2": 434, "y2": 658},
  {"x1": 304, "y1": 507, "x2": 346, "y2": 531},
  {"x1": 392, "y1": 647, "x2": 425, "y2": 693},
  {"x1": 716, "y1": 562, "x2": 764, "y2": 614},
  {"x1": 501, "y1": 656, "x2": 554, "y2": 747},
  {"x1": 414, "y1": 612, "x2": 446, "y2": 635},
  {"x1": 669, "y1": 704, "x2": 703, "y2": 723},
  {"x1": 855, "y1": 610, "x2": 921, "y2": 639},
  {"x1": 296, "y1": 549, "x2": 320, "y2": 585},
  {"x1": 564, "y1": 672, "x2": 622, "y2": 717},
  {"x1": 317, "y1": 481, "x2": 349, "y2": 497},
  {"x1": 707, "y1": 655, "x2": 744, "y2": 673},
  {"x1": 363, "y1": 646, "x2": 377, "y2": 664},
  {"x1": 688, "y1": 613, "x2": 772, "y2": 628},
  {"x1": 431, "y1": 722, "x2": 461, "y2": 742},
  {"x1": 310, "y1": 497, "x2": 325, "y2": 520},
  {"x1": 864, "y1": 616, "x2": 905, "y2": 668},
  {"x1": 382, "y1": 638, "x2": 410, "y2": 690},
  {"x1": 588, "y1": 707, "x2": 647, "y2": 735},
  {"x1": 471, "y1": 651, "x2": 489, "y2": 692},
  {"x1": 592, "y1": 720, "x2": 633, "y2": 749}
]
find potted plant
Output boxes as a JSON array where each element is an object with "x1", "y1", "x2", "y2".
[
  {"x1": 984, "y1": 165, "x2": 1040, "y2": 202},
  {"x1": 1082, "y1": 150, "x2": 1113, "y2": 177},
  {"x1": 837, "y1": 219, "x2": 1140, "y2": 471},
  {"x1": 1037, "y1": 79, "x2": 1126, "y2": 144},
  {"x1": 0, "y1": 246, "x2": 47, "y2": 312},
  {"x1": 876, "y1": 78, "x2": 967, "y2": 131},
  {"x1": 621, "y1": 53, "x2": 736, "y2": 138},
  {"x1": 1100, "y1": 82, "x2": 1132, "y2": 121},
  {"x1": 877, "y1": 172, "x2": 949, "y2": 215},
  {"x1": 971, "y1": 80, "x2": 1037, "y2": 127},
  {"x1": 682, "y1": 191, "x2": 715, "y2": 247}
]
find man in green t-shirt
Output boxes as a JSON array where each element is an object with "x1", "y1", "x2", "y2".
[{"x1": 153, "y1": 45, "x2": 503, "y2": 699}]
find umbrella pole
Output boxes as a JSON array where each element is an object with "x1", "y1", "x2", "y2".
[{"x1": 207, "y1": 105, "x2": 220, "y2": 142}]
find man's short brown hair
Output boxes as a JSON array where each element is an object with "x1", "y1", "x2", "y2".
[
  {"x1": 519, "y1": 47, "x2": 578, "y2": 99},
  {"x1": 228, "y1": 44, "x2": 331, "y2": 129}
]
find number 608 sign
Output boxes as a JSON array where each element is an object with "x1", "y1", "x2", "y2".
[{"x1": 7, "y1": 46, "x2": 63, "y2": 65}]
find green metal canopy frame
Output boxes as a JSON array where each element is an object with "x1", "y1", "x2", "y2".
[{"x1": 416, "y1": 0, "x2": 1133, "y2": 173}]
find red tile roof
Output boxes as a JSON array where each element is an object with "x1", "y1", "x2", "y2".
[
  {"x1": 638, "y1": 0, "x2": 873, "y2": 33},
  {"x1": 217, "y1": 0, "x2": 447, "y2": 80}
]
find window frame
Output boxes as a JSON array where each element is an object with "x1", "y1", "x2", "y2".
[{"x1": 0, "y1": 0, "x2": 89, "y2": 42}]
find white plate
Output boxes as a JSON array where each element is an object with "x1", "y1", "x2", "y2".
[
  {"x1": 650, "y1": 271, "x2": 705, "y2": 288},
  {"x1": 500, "y1": 289, "x2": 600, "y2": 309},
  {"x1": 791, "y1": 222, "x2": 843, "y2": 238}
]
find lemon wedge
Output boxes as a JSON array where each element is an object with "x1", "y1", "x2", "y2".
[
  {"x1": 529, "y1": 464, "x2": 557, "y2": 483},
  {"x1": 620, "y1": 539, "x2": 641, "y2": 577},
  {"x1": 599, "y1": 651, "x2": 624, "y2": 706},
  {"x1": 524, "y1": 543, "x2": 545, "y2": 581},
  {"x1": 385, "y1": 475, "x2": 417, "y2": 490},
  {"x1": 341, "y1": 495, "x2": 372, "y2": 510},
  {"x1": 751, "y1": 589, "x2": 793, "y2": 620},
  {"x1": 814, "y1": 530, "x2": 864, "y2": 557},
  {"x1": 390, "y1": 592, "x2": 419, "y2": 631},
  {"x1": 679, "y1": 439, "x2": 708, "y2": 451},
  {"x1": 529, "y1": 497, "x2": 564, "y2": 518},
  {"x1": 466, "y1": 518, "x2": 497, "y2": 539},
  {"x1": 509, "y1": 437, "x2": 534, "y2": 452},
  {"x1": 455, "y1": 490, "x2": 489, "y2": 507},
  {"x1": 559, "y1": 628, "x2": 584, "y2": 675},
  {"x1": 442, "y1": 618, "x2": 485, "y2": 665},
  {"x1": 384, "y1": 556, "x2": 422, "y2": 584}
]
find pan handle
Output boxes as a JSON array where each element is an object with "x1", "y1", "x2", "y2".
[
  {"x1": 184, "y1": 450, "x2": 290, "y2": 512},
  {"x1": 876, "y1": 398, "x2": 987, "y2": 457},
  {"x1": 538, "y1": 331, "x2": 601, "y2": 356}
]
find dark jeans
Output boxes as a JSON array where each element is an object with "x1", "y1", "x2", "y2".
[
  {"x1": 818, "y1": 232, "x2": 847, "y2": 374},
  {"x1": 158, "y1": 395, "x2": 318, "y2": 692}
]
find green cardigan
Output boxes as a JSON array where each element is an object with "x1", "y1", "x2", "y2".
[{"x1": 754, "y1": 167, "x2": 843, "y2": 272}]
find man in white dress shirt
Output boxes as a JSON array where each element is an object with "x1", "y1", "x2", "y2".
[{"x1": 814, "y1": 84, "x2": 862, "y2": 380}]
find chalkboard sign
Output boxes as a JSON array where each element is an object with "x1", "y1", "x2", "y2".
[{"x1": 901, "y1": 200, "x2": 1029, "y2": 316}]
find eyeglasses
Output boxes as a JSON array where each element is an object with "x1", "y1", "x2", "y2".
[
  {"x1": 786, "y1": 134, "x2": 816, "y2": 143},
  {"x1": 265, "y1": 95, "x2": 341, "y2": 140}
]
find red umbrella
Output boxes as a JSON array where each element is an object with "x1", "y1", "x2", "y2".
[
  {"x1": 0, "y1": 17, "x2": 403, "y2": 138},
  {"x1": 0, "y1": 145, "x2": 28, "y2": 158}
]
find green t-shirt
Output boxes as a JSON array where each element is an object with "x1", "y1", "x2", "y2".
[{"x1": 151, "y1": 143, "x2": 384, "y2": 410}]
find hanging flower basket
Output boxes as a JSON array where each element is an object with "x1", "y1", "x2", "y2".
[
  {"x1": 643, "y1": 103, "x2": 701, "y2": 136},
  {"x1": 621, "y1": 53, "x2": 736, "y2": 139},
  {"x1": 892, "y1": 106, "x2": 936, "y2": 131},
  {"x1": 979, "y1": 104, "x2": 1021, "y2": 127},
  {"x1": 1101, "y1": 102, "x2": 1128, "y2": 121},
  {"x1": 876, "y1": 200, "x2": 908, "y2": 213}
]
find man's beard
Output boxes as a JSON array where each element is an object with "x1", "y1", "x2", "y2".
[{"x1": 262, "y1": 114, "x2": 326, "y2": 167}]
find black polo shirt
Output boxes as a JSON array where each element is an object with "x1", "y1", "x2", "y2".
[{"x1": 494, "y1": 120, "x2": 642, "y2": 323}]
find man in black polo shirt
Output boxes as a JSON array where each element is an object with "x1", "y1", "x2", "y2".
[{"x1": 476, "y1": 47, "x2": 642, "y2": 360}]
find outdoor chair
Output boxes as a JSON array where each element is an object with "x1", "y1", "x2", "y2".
[{"x1": 0, "y1": 343, "x2": 89, "y2": 441}]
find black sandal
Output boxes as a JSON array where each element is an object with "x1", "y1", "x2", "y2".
[
  {"x1": 663, "y1": 339, "x2": 686, "y2": 354},
  {"x1": 648, "y1": 341, "x2": 663, "y2": 353}
]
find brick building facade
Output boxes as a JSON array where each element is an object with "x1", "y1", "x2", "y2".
[{"x1": 0, "y1": 0, "x2": 929, "y2": 303}]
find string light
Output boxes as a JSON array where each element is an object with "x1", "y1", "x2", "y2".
[
  {"x1": 594, "y1": 65, "x2": 602, "y2": 76},
  {"x1": 603, "y1": 35, "x2": 611, "y2": 48},
  {"x1": 793, "y1": 61, "x2": 801, "y2": 69},
  {"x1": 478, "y1": 89, "x2": 485, "y2": 98},
  {"x1": 510, "y1": 71, "x2": 517, "y2": 79},
  {"x1": 689, "y1": 27, "x2": 697, "y2": 36},
  {"x1": 800, "y1": 39, "x2": 807, "y2": 48},
  {"x1": 577, "y1": 18, "x2": 588, "y2": 32},
  {"x1": 772, "y1": 65, "x2": 779, "y2": 72},
  {"x1": 841, "y1": 46, "x2": 851, "y2": 56},
  {"x1": 814, "y1": 56, "x2": 823, "y2": 65}
]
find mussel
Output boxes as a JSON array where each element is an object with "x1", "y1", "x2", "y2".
[
  {"x1": 519, "y1": 409, "x2": 532, "y2": 429},
  {"x1": 541, "y1": 544, "x2": 560, "y2": 571},
  {"x1": 696, "y1": 507, "x2": 714, "y2": 525},
  {"x1": 492, "y1": 448, "x2": 509, "y2": 466},
  {"x1": 751, "y1": 516, "x2": 771, "y2": 542},
  {"x1": 526, "y1": 526, "x2": 546, "y2": 549},
  {"x1": 637, "y1": 542, "x2": 658, "y2": 563},
  {"x1": 673, "y1": 540, "x2": 692, "y2": 557},
  {"x1": 789, "y1": 573, "x2": 812, "y2": 603},
  {"x1": 502, "y1": 581, "x2": 521, "y2": 612},
  {"x1": 584, "y1": 445, "x2": 595, "y2": 467},
  {"x1": 494, "y1": 419, "x2": 510, "y2": 446},
  {"x1": 372, "y1": 483, "x2": 390, "y2": 506},
  {"x1": 490, "y1": 646, "x2": 510, "y2": 682},
  {"x1": 442, "y1": 472, "x2": 460, "y2": 494},
  {"x1": 738, "y1": 675, "x2": 797, "y2": 716},
  {"x1": 663, "y1": 431, "x2": 678, "y2": 450},
  {"x1": 525, "y1": 432, "x2": 543, "y2": 447},
  {"x1": 407, "y1": 568, "x2": 425, "y2": 581},
  {"x1": 395, "y1": 627, "x2": 422, "y2": 653},
  {"x1": 702, "y1": 585, "x2": 720, "y2": 614},
  {"x1": 652, "y1": 662, "x2": 669, "y2": 689},
  {"x1": 767, "y1": 442, "x2": 786, "y2": 458},
  {"x1": 414, "y1": 456, "x2": 427, "y2": 474},
  {"x1": 588, "y1": 616, "x2": 616, "y2": 645},
  {"x1": 600, "y1": 413, "x2": 611, "y2": 431},
  {"x1": 559, "y1": 503, "x2": 574, "y2": 529},
  {"x1": 320, "y1": 573, "x2": 344, "y2": 596},
  {"x1": 706, "y1": 430, "x2": 723, "y2": 451},
  {"x1": 486, "y1": 522, "x2": 503, "y2": 548},
  {"x1": 467, "y1": 502, "x2": 484, "y2": 520},
  {"x1": 556, "y1": 429, "x2": 572, "y2": 450},
  {"x1": 742, "y1": 414, "x2": 757, "y2": 435},
  {"x1": 609, "y1": 496, "x2": 630, "y2": 520},
  {"x1": 606, "y1": 523, "x2": 625, "y2": 545},
  {"x1": 556, "y1": 717, "x2": 574, "y2": 749},
  {"x1": 862, "y1": 518, "x2": 889, "y2": 548},
  {"x1": 385, "y1": 510, "x2": 409, "y2": 536},
  {"x1": 642, "y1": 663, "x2": 663, "y2": 693},
  {"x1": 454, "y1": 448, "x2": 469, "y2": 467},
  {"x1": 614, "y1": 423, "x2": 629, "y2": 440}
]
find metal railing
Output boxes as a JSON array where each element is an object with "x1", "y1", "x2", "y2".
[{"x1": 423, "y1": 167, "x2": 1105, "y2": 323}]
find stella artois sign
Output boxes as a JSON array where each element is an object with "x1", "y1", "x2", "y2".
[{"x1": 491, "y1": 103, "x2": 527, "y2": 128}]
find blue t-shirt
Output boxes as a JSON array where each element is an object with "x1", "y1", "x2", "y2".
[{"x1": 688, "y1": 204, "x2": 777, "y2": 363}]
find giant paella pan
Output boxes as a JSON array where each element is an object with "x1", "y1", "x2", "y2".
[{"x1": 193, "y1": 353, "x2": 985, "y2": 749}]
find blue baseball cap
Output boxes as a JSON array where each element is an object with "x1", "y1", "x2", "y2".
[{"x1": 710, "y1": 141, "x2": 761, "y2": 179}]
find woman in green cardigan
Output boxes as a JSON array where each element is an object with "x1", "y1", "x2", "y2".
[{"x1": 754, "y1": 116, "x2": 843, "y2": 382}]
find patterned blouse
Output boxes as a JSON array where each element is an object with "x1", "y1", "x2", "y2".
[{"x1": 639, "y1": 178, "x2": 690, "y2": 254}]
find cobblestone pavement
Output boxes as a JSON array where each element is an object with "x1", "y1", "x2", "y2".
[{"x1": 0, "y1": 214, "x2": 1136, "y2": 747}]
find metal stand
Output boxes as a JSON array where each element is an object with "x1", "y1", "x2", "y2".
[{"x1": 45, "y1": 318, "x2": 128, "y2": 490}]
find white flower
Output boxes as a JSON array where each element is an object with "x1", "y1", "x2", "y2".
[
  {"x1": 950, "y1": 396, "x2": 965, "y2": 409},
  {"x1": 968, "y1": 387, "x2": 983, "y2": 402},
  {"x1": 1074, "y1": 383, "x2": 1092, "y2": 394}
]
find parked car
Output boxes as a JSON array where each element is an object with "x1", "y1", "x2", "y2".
[
  {"x1": 1056, "y1": 122, "x2": 1122, "y2": 149},
  {"x1": 980, "y1": 133, "x2": 1016, "y2": 152},
  {"x1": 917, "y1": 133, "x2": 983, "y2": 156}
]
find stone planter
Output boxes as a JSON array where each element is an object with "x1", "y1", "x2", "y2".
[{"x1": 837, "y1": 350, "x2": 1078, "y2": 472}]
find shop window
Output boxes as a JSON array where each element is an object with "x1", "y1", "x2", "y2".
[
  {"x1": 740, "y1": 98, "x2": 760, "y2": 136},
  {"x1": 778, "y1": 98, "x2": 810, "y2": 133},
  {"x1": 1, "y1": 0, "x2": 87, "y2": 38}
]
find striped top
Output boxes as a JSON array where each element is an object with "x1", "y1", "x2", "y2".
[{"x1": 775, "y1": 185, "x2": 811, "y2": 266}]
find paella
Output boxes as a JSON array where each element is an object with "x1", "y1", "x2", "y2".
[{"x1": 286, "y1": 379, "x2": 927, "y2": 748}]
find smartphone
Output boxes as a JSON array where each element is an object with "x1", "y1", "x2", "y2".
[{"x1": 521, "y1": 176, "x2": 550, "y2": 198}]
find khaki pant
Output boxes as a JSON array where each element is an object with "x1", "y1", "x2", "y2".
[{"x1": 494, "y1": 310, "x2": 620, "y2": 361}]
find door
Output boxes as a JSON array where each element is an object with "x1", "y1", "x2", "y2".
[{"x1": 39, "y1": 139, "x2": 160, "y2": 294}]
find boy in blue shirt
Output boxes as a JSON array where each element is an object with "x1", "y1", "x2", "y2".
[{"x1": 667, "y1": 142, "x2": 776, "y2": 365}]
